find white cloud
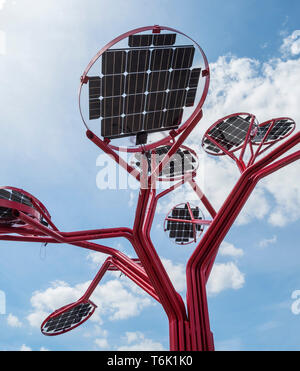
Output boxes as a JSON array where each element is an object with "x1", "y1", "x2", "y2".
[
  {"x1": 0, "y1": 0, "x2": 6, "y2": 11},
  {"x1": 19, "y1": 344, "x2": 49, "y2": 351},
  {"x1": 161, "y1": 258, "x2": 186, "y2": 293},
  {"x1": 40, "y1": 347, "x2": 50, "y2": 351},
  {"x1": 84, "y1": 325, "x2": 108, "y2": 339},
  {"x1": 216, "y1": 337, "x2": 243, "y2": 351},
  {"x1": 86, "y1": 244, "x2": 131, "y2": 269},
  {"x1": 124, "y1": 331, "x2": 140, "y2": 344},
  {"x1": 280, "y1": 30, "x2": 300, "y2": 56},
  {"x1": 87, "y1": 252, "x2": 108, "y2": 267},
  {"x1": 7, "y1": 313, "x2": 22, "y2": 328},
  {"x1": 118, "y1": 331, "x2": 165, "y2": 351},
  {"x1": 95, "y1": 338, "x2": 109, "y2": 349},
  {"x1": 258, "y1": 235, "x2": 277, "y2": 248},
  {"x1": 95, "y1": 279, "x2": 152, "y2": 321},
  {"x1": 27, "y1": 310, "x2": 50, "y2": 328},
  {"x1": 219, "y1": 241, "x2": 244, "y2": 258},
  {"x1": 207, "y1": 262, "x2": 245, "y2": 295},
  {"x1": 20, "y1": 344, "x2": 32, "y2": 351},
  {"x1": 262, "y1": 163, "x2": 300, "y2": 226}
]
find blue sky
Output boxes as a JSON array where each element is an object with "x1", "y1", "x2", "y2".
[{"x1": 0, "y1": 0, "x2": 300, "y2": 351}]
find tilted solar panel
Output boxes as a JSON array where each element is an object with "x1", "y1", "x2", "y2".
[
  {"x1": 202, "y1": 114, "x2": 253, "y2": 155},
  {"x1": 131, "y1": 145, "x2": 197, "y2": 178},
  {"x1": 0, "y1": 188, "x2": 33, "y2": 222},
  {"x1": 0, "y1": 188, "x2": 50, "y2": 228},
  {"x1": 41, "y1": 301, "x2": 96, "y2": 335}
]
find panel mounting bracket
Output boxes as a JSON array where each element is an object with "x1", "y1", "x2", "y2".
[{"x1": 152, "y1": 25, "x2": 161, "y2": 34}]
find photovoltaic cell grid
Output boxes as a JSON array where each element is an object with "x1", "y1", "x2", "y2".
[
  {"x1": 88, "y1": 33, "x2": 201, "y2": 145},
  {"x1": 0, "y1": 188, "x2": 33, "y2": 222},
  {"x1": 202, "y1": 115, "x2": 253, "y2": 155},
  {"x1": 132, "y1": 145, "x2": 197, "y2": 178},
  {"x1": 252, "y1": 119, "x2": 294, "y2": 144},
  {"x1": 41, "y1": 302, "x2": 94, "y2": 335},
  {"x1": 165, "y1": 204, "x2": 203, "y2": 244}
]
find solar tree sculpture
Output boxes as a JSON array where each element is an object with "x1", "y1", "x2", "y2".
[{"x1": 0, "y1": 25, "x2": 299, "y2": 351}]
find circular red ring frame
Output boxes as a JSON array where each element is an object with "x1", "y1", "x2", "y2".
[{"x1": 164, "y1": 202, "x2": 205, "y2": 246}]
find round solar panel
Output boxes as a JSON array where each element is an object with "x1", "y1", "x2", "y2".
[
  {"x1": 129, "y1": 144, "x2": 198, "y2": 181},
  {"x1": 202, "y1": 113, "x2": 257, "y2": 156},
  {"x1": 164, "y1": 202, "x2": 205, "y2": 245},
  {"x1": 41, "y1": 299, "x2": 97, "y2": 336},
  {"x1": 79, "y1": 25, "x2": 210, "y2": 153},
  {"x1": 0, "y1": 187, "x2": 50, "y2": 228},
  {"x1": 251, "y1": 117, "x2": 296, "y2": 146}
]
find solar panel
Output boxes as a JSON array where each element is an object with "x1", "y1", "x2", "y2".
[
  {"x1": 150, "y1": 48, "x2": 173, "y2": 70},
  {"x1": 128, "y1": 33, "x2": 176, "y2": 47},
  {"x1": 0, "y1": 189, "x2": 33, "y2": 223},
  {"x1": 0, "y1": 188, "x2": 50, "y2": 228},
  {"x1": 125, "y1": 72, "x2": 148, "y2": 94},
  {"x1": 202, "y1": 114, "x2": 253, "y2": 155},
  {"x1": 148, "y1": 71, "x2": 169, "y2": 92},
  {"x1": 102, "y1": 50, "x2": 126, "y2": 75},
  {"x1": 185, "y1": 88, "x2": 197, "y2": 107},
  {"x1": 172, "y1": 47, "x2": 195, "y2": 69},
  {"x1": 41, "y1": 301, "x2": 96, "y2": 335},
  {"x1": 131, "y1": 145, "x2": 197, "y2": 179},
  {"x1": 169, "y1": 69, "x2": 191, "y2": 90},
  {"x1": 101, "y1": 74, "x2": 125, "y2": 97},
  {"x1": 153, "y1": 33, "x2": 176, "y2": 46},
  {"x1": 128, "y1": 49, "x2": 150, "y2": 72},
  {"x1": 189, "y1": 68, "x2": 201, "y2": 88},
  {"x1": 165, "y1": 203, "x2": 204, "y2": 244},
  {"x1": 88, "y1": 33, "x2": 202, "y2": 145},
  {"x1": 0, "y1": 189, "x2": 32, "y2": 206},
  {"x1": 129, "y1": 34, "x2": 153, "y2": 47},
  {"x1": 252, "y1": 119, "x2": 295, "y2": 144}
]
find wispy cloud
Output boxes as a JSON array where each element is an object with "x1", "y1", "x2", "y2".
[
  {"x1": 280, "y1": 30, "x2": 300, "y2": 57},
  {"x1": 94, "y1": 338, "x2": 109, "y2": 349},
  {"x1": 258, "y1": 235, "x2": 277, "y2": 248}
]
